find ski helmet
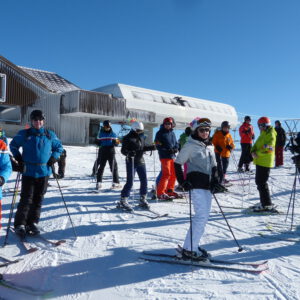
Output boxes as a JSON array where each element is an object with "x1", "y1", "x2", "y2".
[
  {"x1": 30, "y1": 110, "x2": 45, "y2": 121},
  {"x1": 163, "y1": 117, "x2": 173, "y2": 125},
  {"x1": 190, "y1": 117, "x2": 211, "y2": 131},
  {"x1": 244, "y1": 116, "x2": 251, "y2": 122},
  {"x1": 131, "y1": 121, "x2": 144, "y2": 132},
  {"x1": 257, "y1": 116, "x2": 271, "y2": 126},
  {"x1": 103, "y1": 120, "x2": 111, "y2": 127},
  {"x1": 221, "y1": 121, "x2": 230, "y2": 128}
]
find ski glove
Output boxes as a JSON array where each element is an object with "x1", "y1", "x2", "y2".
[
  {"x1": 210, "y1": 181, "x2": 227, "y2": 194},
  {"x1": 128, "y1": 151, "x2": 136, "y2": 157},
  {"x1": 168, "y1": 148, "x2": 178, "y2": 154},
  {"x1": 216, "y1": 145, "x2": 223, "y2": 153},
  {"x1": 47, "y1": 156, "x2": 57, "y2": 166},
  {"x1": 0, "y1": 176, "x2": 5, "y2": 186},
  {"x1": 226, "y1": 145, "x2": 233, "y2": 151},
  {"x1": 181, "y1": 181, "x2": 193, "y2": 191}
]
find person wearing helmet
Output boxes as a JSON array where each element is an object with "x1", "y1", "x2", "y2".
[
  {"x1": 9, "y1": 110, "x2": 63, "y2": 236},
  {"x1": 0, "y1": 138, "x2": 12, "y2": 229},
  {"x1": 155, "y1": 117, "x2": 179, "y2": 200},
  {"x1": 238, "y1": 116, "x2": 255, "y2": 172},
  {"x1": 212, "y1": 121, "x2": 235, "y2": 184},
  {"x1": 174, "y1": 118, "x2": 226, "y2": 261},
  {"x1": 250, "y1": 116, "x2": 277, "y2": 212},
  {"x1": 94, "y1": 120, "x2": 121, "y2": 190},
  {"x1": 274, "y1": 120, "x2": 286, "y2": 168},
  {"x1": 118, "y1": 121, "x2": 156, "y2": 211}
]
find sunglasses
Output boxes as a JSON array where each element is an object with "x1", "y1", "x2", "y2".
[
  {"x1": 258, "y1": 124, "x2": 267, "y2": 128},
  {"x1": 164, "y1": 122, "x2": 172, "y2": 125},
  {"x1": 198, "y1": 128, "x2": 210, "y2": 133},
  {"x1": 33, "y1": 117, "x2": 44, "y2": 121}
]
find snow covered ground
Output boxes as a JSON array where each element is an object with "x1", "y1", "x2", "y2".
[{"x1": 0, "y1": 144, "x2": 300, "y2": 300}]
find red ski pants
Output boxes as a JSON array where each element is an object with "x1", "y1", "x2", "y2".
[
  {"x1": 157, "y1": 159, "x2": 176, "y2": 196},
  {"x1": 275, "y1": 146, "x2": 284, "y2": 167}
]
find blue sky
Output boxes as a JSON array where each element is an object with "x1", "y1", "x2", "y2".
[{"x1": 2, "y1": 0, "x2": 300, "y2": 123}]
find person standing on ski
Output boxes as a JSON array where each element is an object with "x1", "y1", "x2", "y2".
[
  {"x1": 174, "y1": 118, "x2": 226, "y2": 260},
  {"x1": 0, "y1": 139, "x2": 12, "y2": 229},
  {"x1": 95, "y1": 120, "x2": 121, "y2": 190},
  {"x1": 238, "y1": 116, "x2": 255, "y2": 172},
  {"x1": 155, "y1": 117, "x2": 180, "y2": 200},
  {"x1": 251, "y1": 117, "x2": 277, "y2": 212},
  {"x1": 118, "y1": 121, "x2": 156, "y2": 211},
  {"x1": 274, "y1": 120, "x2": 286, "y2": 168},
  {"x1": 10, "y1": 110, "x2": 63, "y2": 236},
  {"x1": 212, "y1": 121, "x2": 235, "y2": 184}
]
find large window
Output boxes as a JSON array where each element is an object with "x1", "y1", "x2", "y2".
[
  {"x1": 0, "y1": 105, "x2": 21, "y2": 123},
  {"x1": 0, "y1": 73, "x2": 6, "y2": 102}
]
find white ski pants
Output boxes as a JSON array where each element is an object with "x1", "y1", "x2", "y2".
[{"x1": 183, "y1": 189, "x2": 212, "y2": 252}]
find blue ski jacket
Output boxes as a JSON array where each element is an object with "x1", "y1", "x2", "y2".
[
  {"x1": 0, "y1": 140, "x2": 12, "y2": 199},
  {"x1": 97, "y1": 128, "x2": 118, "y2": 147},
  {"x1": 10, "y1": 127, "x2": 63, "y2": 178},
  {"x1": 155, "y1": 125, "x2": 178, "y2": 159}
]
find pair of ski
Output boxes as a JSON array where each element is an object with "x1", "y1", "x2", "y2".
[
  {"x1": 116, "y1": 204, "x2": 169, "y2": 219},
  {"x1": 10, "y1": 228, "x2": 66, "y2": 253},
  {"x1": 140, "y1": 251, "x2": 269, "y2": 274},
  {"x1": 0, "y1": 274, "x2": 52, "y2": 297}
]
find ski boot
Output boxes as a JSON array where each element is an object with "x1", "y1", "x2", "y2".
[
  {"x1": 96, "y1": 182, "x2": 102, "y2": 191},
  {"x1": 167, "y1": 189, "x2": 184, "y2": 199},
  {"x1": 26, "y1": 223, "x2": 40, "y2": 236},
  {"x1": 237, "y1": 167, "x2": 244, "y2": 173},
  {"x1": 14, "y1": 225, "x2": 26, "y2": 238},
  {"x1": 157, "y1": 193, "x2": 174, "y2": 201},
  {"x1": 198, "y1": 246, "x2": 211, "y2": 259},
  {"x1": 138, "y1": 195, "x2": 150, "y2": 209},
  {"x1": 111, "y1": 183, "x2": 122, "y2": 189},
  {"x1": 179, "y1": 248, "x2": 209, "y2": 262},
  {"x1": 117, "y1": 197, "x2": 133, "y2": 212}
]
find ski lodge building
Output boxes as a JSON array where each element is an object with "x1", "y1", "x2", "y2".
[{"x1": 0, "y1": 55, "x2": 238, "y2": 145}]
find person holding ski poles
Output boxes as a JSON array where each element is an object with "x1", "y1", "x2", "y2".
[
  {"x1": 212, "y1": 121, "x2": 235, "y2": 184},
  {"x1": 118, "y1": 121, "x2": 156, "y2": 211},
  {"x1": 250, "y1": 116, "x2": 277, "y2": 212},
  {"x1": 174, "y1": 118, "x2": 226, "y2": 260},
  {"x1": 155, "y1": 117, "x2": 180, "y2": 200},
  {"x1": 95, "y1": 120, "x2": 121, "y2": 190},
  {"x1": 0, "y1": 139, "x2": 12, "y2": 229},
  {"x1": 238, "y1": 116, "x2": 255, "y2": 172},
  {"x1": 10, "y1": 110, "x2": 63, "y2": 236}
]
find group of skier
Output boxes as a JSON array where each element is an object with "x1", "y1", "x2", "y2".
[{"x1": 0, "y1": 109, "x2": 298, "y2": 263}]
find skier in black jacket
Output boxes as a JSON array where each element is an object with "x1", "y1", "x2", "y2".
[
  {"x1": 118, "y1": 121, "x2": 156, "y2": 211},
  {"x1": 274, "y1": 120, "x2": 286, "y2": 167}
]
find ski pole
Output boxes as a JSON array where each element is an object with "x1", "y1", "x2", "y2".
[
  {"x1": 2, "y1": 172, "x2": 21, "y2": 247},
  {"x1": 285, "y1": 166, "x2": 297, "y2": 223},
  {"x1": 51, "y1": 166, "x2": 77, "y2": 238},
  {"x1": 213, "y1": 193, "x2": 243, "y2": 252}
]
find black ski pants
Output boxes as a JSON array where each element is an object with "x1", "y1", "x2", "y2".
[
  {"x1": 14, "y1": 175, "x2": 49, "y2": 227},
  {"x1": 215, "y1": 153, "x2": 229, "y2": 183},
  {"x1": 238, "y1": 143, "x2": 253, "y2": 170},
  {"x1": 96, "y1": 148, "x2": 119, "y2": 183},
  {"x1": 255, "y1": 165, "x2": 272, "y2": 207}
]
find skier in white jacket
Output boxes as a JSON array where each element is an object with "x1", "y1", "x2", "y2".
[{"x1": 174, "y1": 118, "x2": 226, "y2": 261}]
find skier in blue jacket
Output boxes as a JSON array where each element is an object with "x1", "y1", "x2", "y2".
[
  {"x1": 0, "y1": 139, "x2": 12, "y2": 229},
  {"x1": 10, "y1": 110, "x2": 63, "y2": 236},
  {"x1": 95, "y1": 120, "x2": 121, "y2": 190}
]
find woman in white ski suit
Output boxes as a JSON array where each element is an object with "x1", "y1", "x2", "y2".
[{"x1": 174, "y1": 118, "x2": 222, "y2": 255}]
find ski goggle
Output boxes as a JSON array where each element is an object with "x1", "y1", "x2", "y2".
[
  {"x1": 258, "y1": 123, "x2": 267, "y2": 128},
  {"x1": 198, "y1": 127, "x2": 210, "y2": 133},
  {"x1": 196, "y1": 118, "x2": 212, "y2": 127}
]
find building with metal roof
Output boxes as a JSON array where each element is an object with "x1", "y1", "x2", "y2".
[{"x1": 0, "y1": 55, "x2": 238, "y2": 145}]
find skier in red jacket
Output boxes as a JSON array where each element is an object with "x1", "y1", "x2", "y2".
[{"x1": 238, "y1": 116, "x2": 255, "y2": 172}]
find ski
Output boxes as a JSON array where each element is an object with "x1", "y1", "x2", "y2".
[
  {"x1": 258, "y1": 232, "x2": 300, "y2": 243},
  {"x1": 140, "y1": 256, "x2": 268, "y2": 274},
  {"x1": 142, "y1": 251, "x2": 268, "y2": 268},
  {"x1": 30, "y1": 234, "x2": 66, "y2": 247},
  {"x1": 0, "y1": 274, "x2": 52, "y2": 296},
  {"x1": 135, "y1": 206, "x2": 169, "y2": 219},
  {"x1": 0, "y1": 259, "x2": 22, "y2": 268},
  {"x1": 9, "y1": 229, "x2": 39, "y2": 253}
]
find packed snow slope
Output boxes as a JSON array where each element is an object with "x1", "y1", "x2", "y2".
[{"x1": 0, "y1": 145, "x2": 300, "y2": 300}]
